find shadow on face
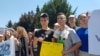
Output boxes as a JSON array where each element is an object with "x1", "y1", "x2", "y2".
[
  {"x1": 68, "y1": 17, "x2": 76, "y2": 24},
  {"x1": 40, "y1": 17, "x2": 49, "y2": 26},
  {"x1": 57, "y1": 15, "x2": 66, "y2": 26},
  {"x1": 5, "y1": 30, "x2": 11, "y2": 40}
]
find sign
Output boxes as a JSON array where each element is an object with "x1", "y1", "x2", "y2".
[
  {"x1": 88, "y1": 9, "x2": 100, "y2": 55},
  {"x1": 40, "y1": 41, "x2": 63, "y2": 56},
  {"x1": 0, "y1": 36, "x2": 15, "y2": 56}
]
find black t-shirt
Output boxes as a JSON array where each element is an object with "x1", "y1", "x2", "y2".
[
  {"x1": 35, "y1": 29, "x2": 54, "y2": 55},
  {"x1": 35, "y1": 29, "x2": 54, "y2": 41}
]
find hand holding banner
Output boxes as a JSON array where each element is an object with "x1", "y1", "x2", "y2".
[{"x1": 0, "y1": 36, "x2": 15, "y2": 56}]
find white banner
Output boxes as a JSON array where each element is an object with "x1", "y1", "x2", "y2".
[
  {"x1": 88, "y1": 9, "x2": 100, "y2": 55},
  {"x1": 0, "y1": 36, "x2": 15, "y2": 56}
]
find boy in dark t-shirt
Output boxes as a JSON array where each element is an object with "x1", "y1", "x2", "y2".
[
  {"x1": 33, "y1": 13, "x2": 54, "y2": 56},
  {"x1": 35, "y1": 29, "x2": 54, "y2": 56}
]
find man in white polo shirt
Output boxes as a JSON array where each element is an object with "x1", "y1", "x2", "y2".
[{"x1": 53, "y1": 12, "x2": 81, "y2": 56}]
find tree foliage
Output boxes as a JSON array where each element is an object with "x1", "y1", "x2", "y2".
[
  {"x1": 6, "y1": 0, "x2": 77, "y2": 30},
  {"x1": 6, "y1": 20, "x2": 13, "y2": 28},
  {"x1": 17, "y1": 11, "x2": 35, "y2": 32},
  {"x1": 35, "y1": 0, "x2": 77, "y2": 28}
]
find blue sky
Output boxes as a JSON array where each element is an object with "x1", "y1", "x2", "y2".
[{"x1": 0, "y1": 0, "x2": 100, "y2": 28}]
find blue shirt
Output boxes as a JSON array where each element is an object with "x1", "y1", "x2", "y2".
[{"x1": 76, "y1": 28, "x2": 88, "y2": 52}]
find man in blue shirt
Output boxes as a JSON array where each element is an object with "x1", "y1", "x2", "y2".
[{"x1": 76, "y1": 13, "x2": 89, "y2": 56}]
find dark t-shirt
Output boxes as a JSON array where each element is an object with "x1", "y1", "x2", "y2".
[{"x1": 35, "y1": 29, "x2": 54, "y2": 55}]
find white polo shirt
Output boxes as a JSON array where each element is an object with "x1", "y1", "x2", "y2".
[{"x1": 53, "y1": 25, "x2": 81, "y2": 56}]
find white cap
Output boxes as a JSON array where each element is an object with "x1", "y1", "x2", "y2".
[
  {"x1": 69, "y1": 15, "x2": 75, "y2": 18},
  {"x1": 54, "y1": 23, "x2": 59, "y2": 26},
  {"x1": 80, "y1": 13, "x2": 86, "y2": 17}
]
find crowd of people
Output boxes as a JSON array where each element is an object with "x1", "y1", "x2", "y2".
[{"x1": 0, "y1": 12, "x2": 99, "y2": 56}]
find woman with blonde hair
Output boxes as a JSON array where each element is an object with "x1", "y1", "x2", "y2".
[{"x1": 17, "y1": 26, "x2": 29, "y2": 56}]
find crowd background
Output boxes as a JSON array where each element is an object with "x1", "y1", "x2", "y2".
[
  {"x1": 0, "y1": 12, "x2": 91, "y2": 56},
  {"x1": 0, "y1": 0, "x2": 99, "y2": 56}
]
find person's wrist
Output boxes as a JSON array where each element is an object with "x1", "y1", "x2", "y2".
[
  {"x1": 33, "y1": 45, "x2": 38, "y2": 51},
  {"x1": 66, "y1": 50, "x2": 70, "y2": 54}
]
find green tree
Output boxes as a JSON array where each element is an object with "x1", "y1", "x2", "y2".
[
  {"x1": 35, "y1": 0, "x2": 77, "y2": 28},
  {"x1": 12, "y1": 22, "x2": 17, "y2": 30},
  {"x1": 18, "y1": 11, "x2": 35, "y2": 32},
  {"x1": 10, "y1": 0, "x2": 77, "y2": 30},
  {"x1": 34, "y1": 5, "x2": 41, "y2": 28},
  {"x1": 6, "y1": 20, "x2": 13, "y2": 28}
]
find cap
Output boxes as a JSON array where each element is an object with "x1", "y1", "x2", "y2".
[
  {"x1": 80, "y1": 13, "x2": 87, "y2": 17},
  {"x1": 69, "y1": 15, "x2": 75, "y2": 18},
  {"x1": 40, "y1": 13, "x2": 49, "y2": 17},
  {"x1": 54, "y1": 23, "x2": 59, "y2": 26}
]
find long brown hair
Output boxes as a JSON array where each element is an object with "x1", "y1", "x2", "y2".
[
  {"x1": 28, "y1": 32, "x2": 34, "y2": 41},
  {"x1": 17, "y1": 26, "x2": 29, "y2": 41}
]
